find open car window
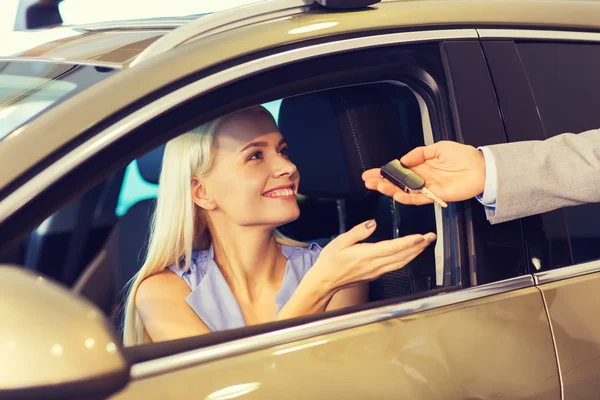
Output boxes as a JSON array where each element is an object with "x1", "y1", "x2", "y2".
[
  {"x1": 0, "y1": 33, "x2": 471, "y2": 363},
  {"x1": 11, "y1": 79, "x2": 451, "y2": 349}
]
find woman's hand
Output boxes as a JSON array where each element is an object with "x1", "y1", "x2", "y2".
[
  {"x1": 307, "y1": 219, "x2": 436, "y2": 297},
  {"x1": 275, "y1": 220, "x2": 435, "y2": 320}
]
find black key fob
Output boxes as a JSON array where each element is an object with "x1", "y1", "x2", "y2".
[{"x1": 380, "y1": 159, "x2": 425, "y2": 193}]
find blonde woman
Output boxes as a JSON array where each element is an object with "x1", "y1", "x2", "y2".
[{"x1": 123, "y1": 106, "x2": 436, "y2": 346}]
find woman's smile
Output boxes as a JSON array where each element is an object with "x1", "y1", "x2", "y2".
[{"x1": 262, "y1": 184, "x2": 297, "y2": 200}]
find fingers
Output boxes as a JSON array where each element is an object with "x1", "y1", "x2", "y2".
[
  {"x1": 379, "y1": 246, "x2": 428, "y2": 275},
  {"x1": 399, "y1": 144, "x2": 438, "y2": 167},
  {"x1": 328, "y1": 219, "x2": 377, "y2": 249},
  {"x1": 362, "y1": 169, "x2": 434, "y2": 206},
  {"x1": 360, "y1": 235, "x2": 434, "y2": 281},
  {"x1": 392, "y1": 191, "x2": 434, "y2": 206},
  {"x1": 370, "y1": 232, "x2": 437, "y2": 258},
  {"x1": 361, "y1": 168, "x2": 383, "y2": 181},
  {"x1": 371, "y1": 234, "x2": 432, "y2": 265}
]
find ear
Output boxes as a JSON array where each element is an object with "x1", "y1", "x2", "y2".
[{"x1": 191, "y1": 177, "x2": 217, "y2": 211}]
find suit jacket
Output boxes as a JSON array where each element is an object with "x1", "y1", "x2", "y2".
[{"x1": 486, "y1": 128, "x2": 600, "y2": 224}]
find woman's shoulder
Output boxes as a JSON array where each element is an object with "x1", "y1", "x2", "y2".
[
  {"x1": 166, "y1": 247, "x2": 214, "y2": 289},
  {"x1": 138, "y1": 247, "x2": 213, "y2": 308},
  {"x1": 136, "y1": 269, "x2": 191, "y2": 309}
]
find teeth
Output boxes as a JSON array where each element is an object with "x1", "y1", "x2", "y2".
[{"x1": 266, "y1": 188, "x2": 294, "y2": 197}]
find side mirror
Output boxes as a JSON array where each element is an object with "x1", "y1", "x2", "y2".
[
  {"x1": 14, "y1": 0, "x2": 63, "y2": 31},
  {"x1": 0, "y1": 265, "x2": 129, "y2": 399}
]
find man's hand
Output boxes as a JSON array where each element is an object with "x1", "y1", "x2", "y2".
[{"x1": 362, "y1": 141, "x2": 487, "y2": 205}]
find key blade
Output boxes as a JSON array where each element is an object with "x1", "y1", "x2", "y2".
[{"x1": 421, "y1": 187, "x2": 448, "y2": 208}]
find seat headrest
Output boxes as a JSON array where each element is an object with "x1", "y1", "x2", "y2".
[
  {"x1": 278, "y1": 85, "x2": 406, "y2": 199},
  {"x1": 136, "y1": 144, "x2": 165, "y2": 185}
]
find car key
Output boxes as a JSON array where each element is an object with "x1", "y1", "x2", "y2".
[{"x1": 380, "y1": 159, "x2": 448, "y2": 208}]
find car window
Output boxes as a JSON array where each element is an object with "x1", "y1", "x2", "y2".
[
  {"x1": 9, "y1": 74, "x2": 451, "y2": 337},
  {"x1": 0, "y1": 38, "x2": 469, "y2": 351},
  {"x1": 0, "y1": 61, "x2": 117, "y2": 140},
  {"x1": 516, "y1": 41, "x2": 600, "y2": 268}
]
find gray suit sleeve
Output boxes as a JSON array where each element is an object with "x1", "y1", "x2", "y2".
[{"x1": 486, "y1": 128, "x2": 600, "y2": 224}]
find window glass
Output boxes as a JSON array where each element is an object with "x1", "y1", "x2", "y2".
[
  {"x1": 516, "y1": 42, "x2": 600, "y2": 266},
  {"x1": 0, "y1": 61, "x2": 117, "y2": 140}
]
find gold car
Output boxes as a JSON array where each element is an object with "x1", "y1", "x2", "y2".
[{"x1": 2, "y1": 0, "x2": 600, "y2": 398}]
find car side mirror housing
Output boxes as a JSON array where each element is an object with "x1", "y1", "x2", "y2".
[{"x1": 0, "y1": 265, "x2": 129, "y2": 399}]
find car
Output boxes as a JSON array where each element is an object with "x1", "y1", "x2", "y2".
[{"x1": 1, "y1": 0, "x2": 600, "y2": 398}]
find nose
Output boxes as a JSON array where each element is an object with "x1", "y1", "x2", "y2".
[{"x1": 272, "y1": 156, "x2": 298, "y2": 178}]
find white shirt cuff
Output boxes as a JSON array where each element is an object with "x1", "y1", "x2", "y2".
[{"x1": 476, "y1": 146, "x2": 498, "y2": 205}]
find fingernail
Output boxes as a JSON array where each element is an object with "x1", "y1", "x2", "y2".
[
  {"x1": 427, "y1": 234, "x2": 437, "y2": 243},
  {"x1": 413, "y1": 236, "x2": 425, "y2": 245},
  {"x1": 365, "y1": 219, "x2": 376, "y2": 229}
]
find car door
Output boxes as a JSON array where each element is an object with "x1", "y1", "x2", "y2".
[
  {"x1": 481, "y1": 29, "x2": 600, "y2": 399},
  {"x1": 106, "y1": 33, "x2": 556, "y2": 400},
  {"x1": 0, "y1": 18, "x2": 559, "y2": 400}
]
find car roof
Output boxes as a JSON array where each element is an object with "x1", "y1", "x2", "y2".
[
  {"x1": 1, "y1": 0, "x2": 600, "y2": 191},
  {"x1": 5, "y1": 0, "x2": 600, "y2": 68}
]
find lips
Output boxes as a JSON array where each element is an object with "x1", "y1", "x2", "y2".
[{"x1": 263, "y1": 184, "x2": 296, "y2": 198}]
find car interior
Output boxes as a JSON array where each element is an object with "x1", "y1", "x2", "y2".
[{"x1": 0, "y1": 82, "x2": 441, "y2": 344}]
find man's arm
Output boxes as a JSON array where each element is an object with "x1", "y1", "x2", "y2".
[
  {"x1": 483, "y1": 128, "x2": 600, "y2": 224},
  {"x1": 362, "y1": 128, "x2": 600, "y2": 225}
]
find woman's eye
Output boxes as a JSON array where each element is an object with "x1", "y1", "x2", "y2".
[
  {"x1": 248, "y1": 151, "x2": 263, "y2": 161},
  {"x1": 279, "y1": 147, "x2": 289, "y2": 157}
]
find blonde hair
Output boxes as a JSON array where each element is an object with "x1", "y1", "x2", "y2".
[{"x1": 122, "y1": 107, "x2": 306, "y2": 346}]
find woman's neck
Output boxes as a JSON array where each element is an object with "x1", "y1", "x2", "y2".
[{"x1": 209, "y1": 223, "x2": 286, "y2": 302}]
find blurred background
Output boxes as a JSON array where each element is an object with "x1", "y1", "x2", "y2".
[{"x1": 0, "y1": 0, "x2": 260, "y2": 55}]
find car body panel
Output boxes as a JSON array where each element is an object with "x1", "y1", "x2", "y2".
[
  {"x1": 537, "y1": 271, "x2": 600, "y2": 399},
  {"x1": 113, "y1": 287, "x2": 559, "y2": 400},
  {"x1": 2, "y1": 0, "x2": 600, "y2": 191}
]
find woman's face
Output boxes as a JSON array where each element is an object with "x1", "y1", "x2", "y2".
[{"x1": 197, "y1": 109, "x2": 300, "y2": 228}]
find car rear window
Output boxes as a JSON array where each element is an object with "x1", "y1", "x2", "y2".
[{"x1": 0, "y1": 60, "x2": 117, "y2": 140}]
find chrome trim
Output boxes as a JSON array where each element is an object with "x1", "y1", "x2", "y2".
[
  {"x1": 68, "y1": 17, "x2": 200, "y2": 31},
  {"x1": 0, "y1": 57, "x2": 124, "y2": 69},
  {"x1": 0, "y1": 28, "x2": 478, "y2": 226},
  {"x1": 477, "y1": 29, "x2": 600, "y2": 43},
  {"x1": 130, "y1": 0, "x2": 315, "y2": 66},
  {"x1": 534, "y1": 260, "x2": 600, "y2": 285},
  {"x1": 130, "y1": 275, "x2": 534, "y2": 380}
]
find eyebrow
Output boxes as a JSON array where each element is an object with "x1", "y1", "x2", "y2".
[{"x1": 239, "y1": 138, "x2": 287, "y2": 153}]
